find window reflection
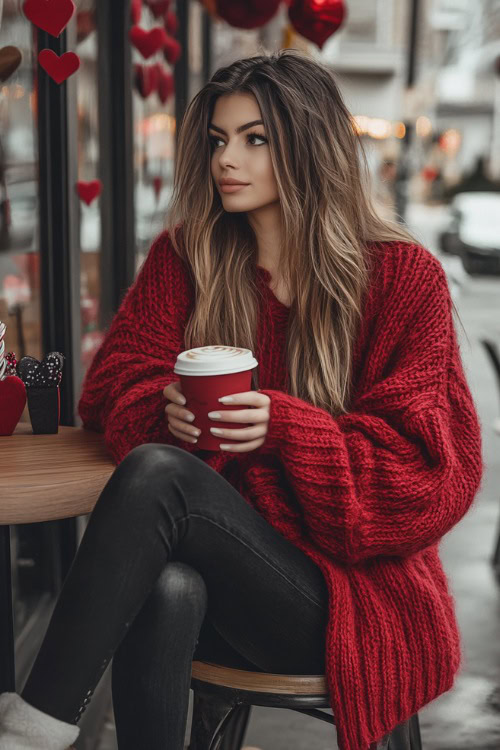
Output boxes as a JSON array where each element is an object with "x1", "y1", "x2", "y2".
[
  {"x1": 132, "y1": 5, "x2": 176, "y2": 270},
  {"x1": 76, "y1": 2, "x2": 105, "y2": 375},
  {"x1": 0, "y1": 5, "x2": 41, "y2": 416}
]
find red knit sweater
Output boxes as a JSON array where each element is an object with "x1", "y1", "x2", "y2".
[{"x1": 78, "y1": 230, "x2": 483, "y2": 750}]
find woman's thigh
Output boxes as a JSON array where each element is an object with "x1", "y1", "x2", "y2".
[{"x1": 140, "y1": 443, "x2": 330, "y2": 675}]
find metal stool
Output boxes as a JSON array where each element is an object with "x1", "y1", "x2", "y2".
[{"x1": 188, "y1": 660, "x2": 422, "y2": 750}]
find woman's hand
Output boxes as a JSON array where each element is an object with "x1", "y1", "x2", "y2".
[
  {"x1": 163, "y1": 381, "x2": 201, "y2": 444},
  {"x1": 163, "y1": 382, "x2": 271, "y2": 451},
  {"x1": 208, "y1": 389, "x2": 270, "y2": 452}
]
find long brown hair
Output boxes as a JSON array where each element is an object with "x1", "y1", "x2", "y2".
[{"x1": 165, "y1": 49, "x2": 430, "y2": 416}]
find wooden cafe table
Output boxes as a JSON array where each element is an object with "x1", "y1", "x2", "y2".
[{"x1": 0, "y1": 422, "x2": 115, "y2": 693}]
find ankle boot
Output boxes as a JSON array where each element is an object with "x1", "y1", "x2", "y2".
[{"x1": 0, "y1": 693, "x2": 80, "y2": 750}]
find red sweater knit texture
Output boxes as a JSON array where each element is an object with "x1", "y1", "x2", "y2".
[{"x1": 78, "y1": 229, "x2": 483, "y2": 750}]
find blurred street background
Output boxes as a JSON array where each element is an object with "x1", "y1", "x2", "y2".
[{"x1": 1, "y1": 0, "x2": 500, "y2": 748}]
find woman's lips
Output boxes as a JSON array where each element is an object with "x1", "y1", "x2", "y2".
[{"x1": 220, "y1": 183, "x2": 250, "y2": 193}]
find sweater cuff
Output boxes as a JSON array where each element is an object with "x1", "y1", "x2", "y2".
[{"x1": 255, "y1": 388, "x2": 294, "y2": 456}]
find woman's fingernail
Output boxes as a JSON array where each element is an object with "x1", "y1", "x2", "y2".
[
  {"x1": 219, "y1": 396, "x2": 234, "y2": 403},
  {"x1": 208, "y1": 411, "x2": 221, "y2": 419},
  {"x1": 178, "y1": 397, "x2": 186, "y2": 405}
]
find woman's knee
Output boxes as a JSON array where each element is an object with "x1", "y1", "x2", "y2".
[
  {"x1": 121, "y1": 442, "x2": 187, "y2": 475},
  {"x1": 115, "y1": 443, "x2": 190, "y2": 496},
  {"x1": 150, "y1": 562, "x2": 208, "y2": 619}
]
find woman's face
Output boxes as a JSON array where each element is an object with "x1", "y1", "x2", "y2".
[{"x1": 209, "y1": 93, "x2": 279, "y2": 214}]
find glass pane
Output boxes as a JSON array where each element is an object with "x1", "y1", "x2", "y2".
[
  {"x1": 0, "y1": 3, "x2": 41, "y2": 415},
  {"x1": 132, "y1": 2, "x2": 176, "y2": 271},
  {"x1": 76, "y1": 2, "x2": 105, "y2": 376}
]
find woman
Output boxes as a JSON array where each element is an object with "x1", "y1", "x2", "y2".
[{"x1": 0, "y1": 49, "x2": 483, "y2": 750}]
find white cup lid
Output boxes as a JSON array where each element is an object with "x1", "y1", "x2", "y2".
[{"x1": 174, "y1": 346, "x2": 258, "y2": 376}]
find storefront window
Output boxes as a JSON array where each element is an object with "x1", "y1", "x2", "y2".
[
  {"x1": 0, "y1": 5, "x2": 41, "y2": 399},
  {"x1": 132, "y1": 3, "x2": 176, "y2": 269},
  {"x1": 0, "y1": 1, "x2": 49, "y2": 639},
  {"x1": 76, "y1": 2, "x2": 105, "y2": 375}
]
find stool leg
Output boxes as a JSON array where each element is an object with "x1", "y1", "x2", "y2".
[
  {"x1": 219, "y1": 704, "x2": 252, "y2": 750},
  {"x1": 408, "y1": 713, "x2": 422, "y2": 750},
  {"x1": 370, "y1": 713, "x2": 422, "y2": 750},
  {"x1": 189, "y1": 688, "x2": 239, "y2": 750}
]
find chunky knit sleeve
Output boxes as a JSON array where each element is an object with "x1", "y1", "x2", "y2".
[
  {"x1": 257, "y1": 250, "x2": 483, "y2": 564},
  {"x1": 77, "y1": 230, "x2": 198, "y2": 465}
]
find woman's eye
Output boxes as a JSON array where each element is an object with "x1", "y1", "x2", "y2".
[{"x1": 209, "y1": 133, "x2": 267, "y2": 149}]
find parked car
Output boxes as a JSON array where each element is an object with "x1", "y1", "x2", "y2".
[{"x1": 439, "y1": 192, "x2": 500, "y2": 274}]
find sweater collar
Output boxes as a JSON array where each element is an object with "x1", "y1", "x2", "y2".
[{"x1": 255, "y1": 265, "x2": 291, "y2": 313}]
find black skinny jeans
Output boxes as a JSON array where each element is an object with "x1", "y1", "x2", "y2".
[{"x1": 21, "y1": 443, "x2": 330, "y2": 750}]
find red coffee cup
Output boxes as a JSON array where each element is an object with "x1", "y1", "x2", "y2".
[{"x1": 173, "y1": 345, "x2": 258, "y2": 451}]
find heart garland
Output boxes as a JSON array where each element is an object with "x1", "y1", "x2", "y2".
[
  {"x1": 164, "y1": 10, "x2": 178, "y2": 36},
  {"x1": 18, "y1": 352, "x2": 65, "y2": 389},
  {"x1": 147, "y1": 0, "x2": 170, "y2": 18},
  {"x1": 129, "y1": 25, "x2": 169, "y2": 59},
  {"x1": 163, "y1": 35, "x2": 181, "y2": 65},
  {"x1": 38, "y1": 49, "x2": 80, "y2": 84},
  {"x1": 0, "y1": 46, "x2": 22, "y2": 82},
  {"x1": 134, "y1": 63, "x2": 174, "y2": 103},
  {"x1": 134, "y1": 63, "x2": 157, "y2": 98},
  {"x1": 131, "y1": 0, "x2": 143, "y2": 24},
  {"x1": 22, "y1": 0, "x2": 76, "y2": 38},
  {"x1": 76, "y1": 180, "x2": 102, "y2": 205},
  {"x1": 157, "y1": 67, "x2": 174, "y2": 103},
  {"x1": 153, "y1": 176, "x2": 162, "y2": 200}
]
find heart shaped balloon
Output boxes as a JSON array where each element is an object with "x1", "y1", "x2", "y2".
[
  {"x1": 216, "y1": 0, "x2": 281, "y2": 29},
  {"x1": 288, "y1": 0, "x2": 346, "y2": 49}
]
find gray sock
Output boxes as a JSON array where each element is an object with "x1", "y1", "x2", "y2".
[{"x1": 0, "y1": 693, "x2": 80, "y2": 750}]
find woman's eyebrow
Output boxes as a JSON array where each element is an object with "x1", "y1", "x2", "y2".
[{"x1": 208, "y1": 120, "x2": 264, "y2": 135}]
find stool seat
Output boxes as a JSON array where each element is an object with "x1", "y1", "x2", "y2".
[
  {"x1": 189, "y1": 660, "x2": 422, "y2": 750},
  {"x1": 191, "y1": 660, "x2": 328, "y2": 695}
]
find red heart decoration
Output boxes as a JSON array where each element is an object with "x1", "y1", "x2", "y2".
[
  {"x1": 152, "y1": 176, "x2": 163, "y2": 200},
  {"x1": 157, "y1": 68, "x2": 174, "y2": 104},
  {"x1": 148, "y1": 0, "x2": 170, "y2": 18},
  {"x1": 76, "y1": 179, "x2": 102, "y2": 205},
  {"x1": 162, "y1": 35, "x2": 181, "y2": 65},
  {"x1": 38, "y1": 49, "x2": 80, "y2": 84},
  {"x1": 131, "y1": 0, "x2": 142, "y2": 24},
  {"x1": 129, "y1": 25, "x2": 169, "y2": 59},
  {"x1": 0, "y1": 376, "x2": 27, "y2": 436},
  {"x1": 164, "y1": 10, "x2": 178, "y2": 36},
  {"x1": 134, "y1": 63, "x2": 157, "y2": 98},
  {"x1": 149, "y1": 62, "x2": 161, "y2": 90},
  {"x1": 22, "y1": 0, "x2": 76, "y2": 38},
  {"x1": 288, "y1": 0, "x2": 346, "y2": 50}
]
